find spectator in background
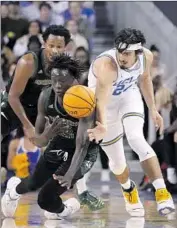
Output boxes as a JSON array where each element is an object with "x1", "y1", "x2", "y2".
[
  {"x1": 7, "y1": 126, "x2": 41, "y2": 179},
  {"x1": 2, "y1": 38, "x2": 16, "y2": 66},
  {"x1": 47, "y1": 1, "x2": 69, "y2": 15},
  {"x1": 63, "y1": 2, "x2": 94, "y2": 42},
  {"x1": 150, "y1": 45, "x2": 167, "y2": 81},
  {"x1": 38, "y1": 2, "x2": 64, "y2": 32},
  {"x1": 1, "y1": 3, "x2": 9, "y2": 19},
  {"x1": 13, "y1": 20, "x2": 43, "y2": 57},
  {"x1": 63, "y1": 1, "x2": 95, "y2": 28},
  {"x1": 1, "y1": 2, "x2": 29, "y2": 49},
  {"x1": 75, "y1": 47, "x2": 90, "y2": 85},
  {"x1": 66, "y1": 20, "x2": 89, "y2": 50},
  {"x1": 154, "y1": 75, "x2": 172, "y2": 112},
  {"x1": 140, "y1": 84, "x2": 176, "y2": 192},
  {"x1": 27, "y1": 35, "x2": 42, "y2": 53},
  {"x1": 19, "y1": 1, "x2": 40, "y2": 21}
]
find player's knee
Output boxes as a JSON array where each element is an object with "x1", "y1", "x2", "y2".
[
  {"x1": 38, "y1": 189, "x2": 50, "y2": 210},
  {"x1": 109, "y1": 160, "x2": 127, "y2": 175},
  {"x1": 126, "y1": 133, "x2": 156, "y2": 161}
]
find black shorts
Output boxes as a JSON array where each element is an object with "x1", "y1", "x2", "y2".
[{"x1": 43, "y1": 138, "x2": 99, "y2": 178}]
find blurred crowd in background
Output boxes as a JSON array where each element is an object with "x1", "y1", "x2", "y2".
[{"x1": 1, "y1": 1, "x2": 177, "y2": 195}]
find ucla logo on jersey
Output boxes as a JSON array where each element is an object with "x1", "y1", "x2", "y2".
[{"x1": 112, "y1": 76, "x2": 137, "y2": 96}]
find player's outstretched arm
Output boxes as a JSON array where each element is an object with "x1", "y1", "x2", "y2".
[
  {"x1": 87, "y1": 57, "x2": 117, "y2": 143},
  {"x1": 53, "y1": 111, "x2": 96, "y2": 188},
  {"x1": 8, "y1": 53, "x2": 35, "y2": 140},
  {"x1": 139, "y1": 48, "x2": 164, "y2": 134}
]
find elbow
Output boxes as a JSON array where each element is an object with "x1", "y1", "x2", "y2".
[{"x1": 8, "y1": 93, "x2": 18, "y2": 105}]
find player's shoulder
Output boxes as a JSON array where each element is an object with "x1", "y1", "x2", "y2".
[
  {"x1": 94, "y1": 54, "x2": 117, "y2": 71},
  {"x1": 40, "y1": 86, "x2": 53, "y2": 101},
  {"x1": 143, "y1": 47, "x2": 153, "y2": 62},
  {"x1": 17, "y1": 52, "x2": 36, "y2": 68}
]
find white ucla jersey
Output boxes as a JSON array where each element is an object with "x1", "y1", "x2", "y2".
[
  {"x1": 88, "y1": 48, "x2": 145, "y2": 96},
  {"x1": 88, "y1": 48, "x2": 145, "y2": 123}
]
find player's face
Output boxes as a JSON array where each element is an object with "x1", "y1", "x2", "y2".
[
  {"x1": 44, "y1": 35, "x2": 66, "y2": 61},
  {"x1": 117, "y1": 50, "x2": 136, "y2": 69},
  {"x1": 51, "y1": 68, "x2": 75, "y2": 96}
]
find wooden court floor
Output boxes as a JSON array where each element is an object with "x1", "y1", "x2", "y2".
[{"x1": 1, "y1": 173, "x2": 177, "y2": 228}]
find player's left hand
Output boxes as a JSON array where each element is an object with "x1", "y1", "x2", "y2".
[
  {"x1": 53, "y1": 173, "x2": 73, "y2": 189},
  {"x1": 150, "y1": 109, "x2": 164, "y2": 135},
  {"x1": 87, "y1": 121, "x2": 107, "y2": 143}
]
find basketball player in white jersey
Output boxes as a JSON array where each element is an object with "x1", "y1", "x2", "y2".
[{"x1": 87, "y1": 28, "x2": 175, "y2": 216}]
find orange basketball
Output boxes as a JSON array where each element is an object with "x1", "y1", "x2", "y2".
[{"x1": 63, "y1": 85, "x2": 96, "y2": 118}]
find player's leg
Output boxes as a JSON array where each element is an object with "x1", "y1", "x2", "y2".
[
  {"x1": 76, "y1": 145, "x2": 105, "y2": 211},
  {"x1": 38, "y1": 177, "x2": 80, "y2": 219},
  {"x1": 1, "y1": 154, "x2": 58, "y2": 217},
  {"x1": 101, "y1": 122, "x2": 144, "y2": 216},
  {"x1": 122, "y1": 90, "x2": 175, "y2": 215}
]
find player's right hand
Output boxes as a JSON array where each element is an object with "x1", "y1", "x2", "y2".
[
  {"x1": 87, "y1": 121, "x2": 107, "y2": 143},
  {"x1": 23, "y1": 125, "x2": 35, "y2": 143},
  {"x1": 43, "y1": 116, "x2": 69, "y2": 139}
]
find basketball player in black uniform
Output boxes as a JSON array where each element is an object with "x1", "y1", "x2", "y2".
[
  {"x1": 1, "y1": 54, "x2": 104, "y2": 219},
  {"x1": 1, "y1": 25, "x2": 103, "y2": 211},
  {"x1": 1, "y1": 25, "x2": 70, "y2": 169}
]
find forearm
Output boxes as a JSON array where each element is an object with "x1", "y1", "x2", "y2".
[
  {"x1": 95, "y1": 85, "x2": 111, "y2": 126},
  {"x1": 8, "y1": 95, "x2": 32, "y2": 128},
  {"x1": 140, "y1": 76, "x2": 156, "y2": 111},
  {"x1": 33, "y1": 134, "x2": 49, "y2": 148},
  {"x1": 63, "y1": 137, "x2": 90, "y2": 177}
]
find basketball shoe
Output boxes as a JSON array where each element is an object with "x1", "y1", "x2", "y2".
[
  {"x1": 1, "y1": 176, "x2": 21, "y2": 217},
  {"x1": 155, "y1": 188, "x2": 175, "y2": 216},
  {"x1": 122, "y1": 181, "x2": 145, "y2": 217},
  {"x1": 78, "y1": 190, "x2": 105, "y2": 211},
  {"x1": 44, "y1": 198, "x2": 80, "y2": 220}
]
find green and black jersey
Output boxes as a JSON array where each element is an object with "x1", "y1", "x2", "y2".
[
  {"x1": 1, "y1": 49, "x2": 51, "y2": 128},
  {"x1": 42, "y1": 87, "x2": 99, "y2": 175}
]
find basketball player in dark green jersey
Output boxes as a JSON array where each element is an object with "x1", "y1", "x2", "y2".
[
  {"x1": 1, "y1": 25, "x2": 71, "y2": 141},
  {"x1": 1, "y1": 54, "x2": 104, "y2": 219}
]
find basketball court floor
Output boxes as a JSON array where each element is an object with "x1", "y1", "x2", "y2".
[{"x1": 1, "y1": 172, "x2": 177, "y2": 228}]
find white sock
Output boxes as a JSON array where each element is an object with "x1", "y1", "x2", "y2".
[
  {"x1": 167, "y1": 168, "x2": 177, "y2": 184},
  {"x1": 76, "y1": 177, "x2": 87, "y2": 195},
  {"x1": 152, "y1": 178, "x2": 166, "y2": 190},
  {"x1": 101, "y1": 169, "x2": 110, "y2": 182},
  {"x1": 121, "y1": 179, "x2": 131, "y2": 190},
  {"x1": 9, "y1": 187, "x2": 21, "y2": 200}
]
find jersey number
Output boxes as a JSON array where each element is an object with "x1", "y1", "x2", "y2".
[{"x1": 112, "y1": 77, "x2": 136, "y2": 95}]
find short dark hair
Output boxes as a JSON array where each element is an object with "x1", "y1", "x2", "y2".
[
  {"x1": 115, "y1": 28, "x2": 146, "y2": 53},
  {"x1": 42, "y1": 25, "x2": 71, "y2": 45},
  {"x1": 47, "y1": 54, "x2": 83, "y2": 80},
  {"x1": 39, "y1": 2, "x2": 51, "y2": 11},
  {"x1": 150, "y1": 44, "x2": 160, "y2": 53}
]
